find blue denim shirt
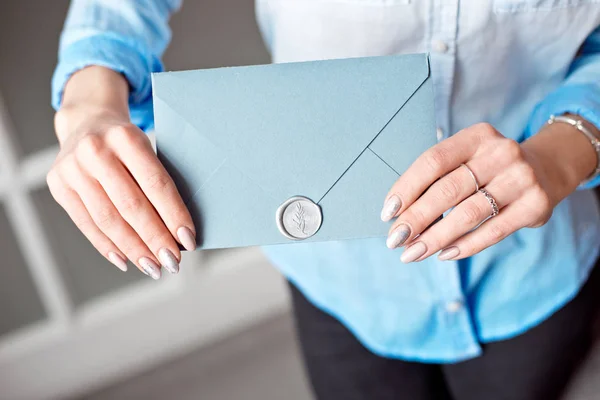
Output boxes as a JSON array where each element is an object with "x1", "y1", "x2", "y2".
[{"x1": 53, "y1": 0, "x2": 600, "y2": 363}]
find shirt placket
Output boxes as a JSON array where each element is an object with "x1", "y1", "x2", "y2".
[
  {"x1": 429, "y1": 0, "x2": 458, "y2": 141},
  {"x1": 428, "y1": 0, "x2": 481, "y2": 358}
]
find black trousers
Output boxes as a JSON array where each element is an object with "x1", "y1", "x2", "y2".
[{"x1": 289, "y1": 260, "x2": 600, "y2": 400}]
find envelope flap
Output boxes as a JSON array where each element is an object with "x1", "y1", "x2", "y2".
[
  {"x1": 153, "y1": 96, "x2": 228, "y2": 205},
  {"x1": 153, "y1": 54, "x2": 430, "y2": 203}
]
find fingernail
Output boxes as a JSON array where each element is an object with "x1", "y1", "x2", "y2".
[
  {"x1": 177, "y1": 226, "x2": 196, "y2": 251},
  {"x1": 139, "y1": 257, "x2": 161, "y2": 280},
  {"x1": 158, "y1": 248, "x2": 180, "y2": 274},
  {"x1": 438, "y1": 247, "x2": 460, "y2": 261},
  {"x1": 401, "y1": 242, "x2": 428, "y2": 263},
  {"x1": 108, "y1": 252, "x2": 128, "y2": 272},
  {"x1": 381, "y1": 195, "x2": 402, "y2": 222},
  {"x1": 386, "y1": 224, "x2": 411, "y2": 249}
]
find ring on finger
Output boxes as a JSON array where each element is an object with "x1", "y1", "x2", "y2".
[
  {"x1": 460, "y1": 163, "x2": 480, "y2": 194},
  {"x1": 478, "y1": 187, "x2": 499, "y2": 217}
]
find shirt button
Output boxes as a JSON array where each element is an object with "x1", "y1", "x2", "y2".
[
  {"x1": 432, "y1": 40, "x2": 449, "y2": 54},
  {"x1": 436, "y1": 127, "x2": 444, "y2": 141},
  {"x1": 446, "y1": 300, "x2": 464, "y2": 313}
]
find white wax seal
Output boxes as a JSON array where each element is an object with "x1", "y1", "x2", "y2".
[{"x1": 276, "y1": 196, "x2": 322, "y2": 240}]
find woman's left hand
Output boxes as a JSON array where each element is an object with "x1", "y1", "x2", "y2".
[{"x1": 380, "y1": 121, "x2": 597, "y2": 263}]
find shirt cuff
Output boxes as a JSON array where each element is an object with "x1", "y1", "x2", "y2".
[
  {"x1": 525, "y1": 84, "x2": 600, "y2": 189},
  {"x1": 51, "y1": 33, "x2": 163, "y2": 111}
]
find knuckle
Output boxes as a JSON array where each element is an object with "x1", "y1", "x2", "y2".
[
  {"x1": 530, "y1": 188, "x2": 553, "y2": 216},
  {"x1": 144, "y1": 229, "x2": 171, "y2": 249},
  {"x1": 424, "y1": 147, "x2": 450, "y2": 174},
  {"x1": 95, "y1": 206, "x2": 119, "y2": 230},
  {"x1": 424, "y1": 236, "x2": 443, "y2": 253},
  {"x1": 531, "y1": 210, "x2": 553, "y2": 228},
  {"x1": 436, "y1": 176, "x2": 462, "y2": 202},
  {"x1": 119, "y1": 242, "x2": 138, "y2": 258},
  {"x1": 529, "y1": 217, "x2": 547, "y2": 228},
  {"x1": 461, "y1": 200, "x2": 484, "y2": 226},
  {"x1": 404, "y1": 207, "x2": 427, "y2": 229},
  {"x1": 46, "y1": 171, "x2": 70, "y2": 204},
  {"x1": 146, "y1": 171, "x2": 171, "y2": 192},
  {"x1": 518, "y1": 163, "x2": 539, "y2": 188},
  {"x1": 46, "y1": 169, "x2": 61, "y2": 190},
  {"x1": 72, "y1": 216, "x2": 93, "y2": 232},
  {"x1": 460, "y1": 237, "x2": 478, "y2": 256},
  {"x1": 475, "y1": 123, "x2": 498, "y2": 139},
  {"x1": 53, "y1": 109, "x2": 70, "y2": 132},
  {"x1": 501, "y1": 139, "x2": 523, "y2": 161},
  {"x1": 56, "y1": 154, "x2": 80, "y2": 176},
  {"x1": 77, "y1": 134, "x2": 105, "y2": 158},
  {"x1": 539, "y1": 190, "x2": 552, "y2": 209},
  {"x1": 488, "y1": 223, "x2": 508, "y2": 242},
  {"x1": 119, "y1": 196, "x2": 144, "y2": 214},
  {"x1": 170, "y1": 207, "x2": 191, "y2": 225},
  {"x1": 108, "y1": 125, "x2": 141, "y2": 146}
]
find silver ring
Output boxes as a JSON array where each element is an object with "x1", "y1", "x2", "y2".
[
  {"x1": 478, "y1": 188, "x2": 499, "y2": 217},
  {"x1": 461, "y1": 163, "x2": 479, "y2": 194}
]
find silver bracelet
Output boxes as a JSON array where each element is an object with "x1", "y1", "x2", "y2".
[{"x1": 547, "y1": 114, "x2": 600, "y2": 186}]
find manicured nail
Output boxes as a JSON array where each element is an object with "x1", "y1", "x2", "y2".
[
  {"x1": 139, "y1": 257, "x2": 161, "y2": 280},
  {"x1": 108, "y1": 252, "x2": 128, "y2": 272},
  {"x1": 158, "y1": 248, "x2": 180, "y2": 274},
  {"x1": 177, "y1": 226, "x2": 196, "y2": 251},
  {"x1": 386, "y1": 224, "x2": 411, "y2": 249},
  {"x1": 381, "y1": 195, "x2": 402, "y2": 222},
  {"x1": 401, "y1": 242, "x2": 428, "y2": 263},
  {"x1": 438, "y1": 247, "x2": 460, "y2": 261}
]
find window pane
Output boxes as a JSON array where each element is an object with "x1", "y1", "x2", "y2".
[
  {"x1": 31, "y1": 188, "x2": 145, "y2": 307},
  {"x1": 0, "y1": 203, "x2": 46, "y2": 336}
]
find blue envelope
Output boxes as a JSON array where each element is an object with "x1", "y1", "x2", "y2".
[{"x1": 152, "y1": 53, "x2": 437, "y2": 249}]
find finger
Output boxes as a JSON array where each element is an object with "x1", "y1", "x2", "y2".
[
  {"x1": 436, "y1": 203, "x2": 526, "y2": 261},
  {"x1": 381, "y1": 124, "x2": 501, "y2": 222},
  {"x1": 386, "y1": 146, "x2": 523, "y2": 249},
  {"x1": 386, "y1": 163, "x2": 481, "y2": 249},
  {"x1": 47, "y1": 174, "x2": 128, "y2": 272},
  {"x1": 76, "y1": 138, "x2": 181, "y2": 274},
  {"x1": 64, "y1": 165, "x2": 163, "y2": 280},
  {"x1": 398, "y1": 177, "x2": 522, "y2": 262},
  {"x1": 107, "y1": 128, "x2": 196, "y2": 251}
]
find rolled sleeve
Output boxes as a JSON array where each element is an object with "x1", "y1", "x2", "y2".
[
  {"x1": 51, "y1": 0, "x2": 181, "y2": 112},
  {"x1": 51, "y1": 33, "x2": 162, "y2": 110},
  {"x1": 525, "y1": 27, "x2": 600, "y2": 189}
]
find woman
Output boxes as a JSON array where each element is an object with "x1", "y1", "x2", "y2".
[{"x1": 49, "y1": 1, "x2": 600, "y2": 399}]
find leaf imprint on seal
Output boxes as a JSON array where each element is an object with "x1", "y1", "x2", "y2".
[{"x1": 292, "y1": 202, "x2": 307, "y2": 234}]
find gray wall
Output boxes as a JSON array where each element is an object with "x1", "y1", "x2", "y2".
[
  {"x1": 0, "y1": 205, "x2": 46, "y2": 336},
  {"x1": 0, "y1": 0, "x2": 269, "y2": 336}
]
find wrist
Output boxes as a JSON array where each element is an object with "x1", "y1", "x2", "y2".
[
  {"x1": 522, "y1": 115, "x2": 598, "y2": 199},
  {"x1": 55, "y1": 66, "x2": 130, "y2": 144},
  {"x1": 549, "y1": 114, "x2": 600, "y2": 186},
  {"x1": 61, "y1": 66, "x2": 129, "y2": 110}
]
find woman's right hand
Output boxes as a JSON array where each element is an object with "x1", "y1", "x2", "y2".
[{"x1": 47, "y1": 66, "x2": 196, "y2": 280}]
